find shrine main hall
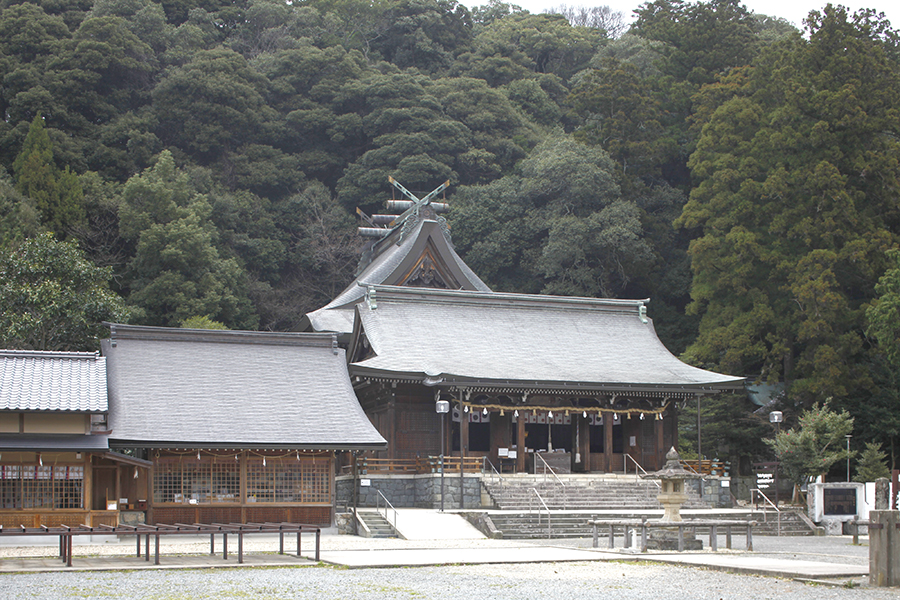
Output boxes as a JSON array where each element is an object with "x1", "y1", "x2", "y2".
[{"x1": 305, "y1": 180, "x2": 743, "y2": 476}]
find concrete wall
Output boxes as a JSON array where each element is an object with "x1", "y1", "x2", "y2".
[{"x1": 336, "y1": 473, "x2": 483, "y2": 510}]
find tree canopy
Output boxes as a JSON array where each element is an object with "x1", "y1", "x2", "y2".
[{"x1": 2, "y1": 0, "x2": 900, "y2": 471}]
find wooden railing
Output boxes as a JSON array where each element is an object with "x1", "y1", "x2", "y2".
[
  {"x1": 679, "y1": 459, "x2": 727, "y2": 477},
  {"x1": 342, "y1": 456, "x2": 483, "y2": 475}
]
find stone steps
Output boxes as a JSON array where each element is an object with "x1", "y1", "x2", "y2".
[
  {"x1": 357, "y1": 510, "x2": 396, "y2": 538},
  {"x1": 482, "y1": 477, "x2": 708, "y2": 511},
  {"x1": 749, "y1": 509, "x2": 817, "y2": 536}
]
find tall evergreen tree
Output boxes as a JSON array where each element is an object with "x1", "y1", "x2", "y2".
[
  {"x1": 12, "y1": 114, "x2": 85, "y2": 237},
  {"x1": 678, "y1": 6, "x2": 900, "y2": 408}
]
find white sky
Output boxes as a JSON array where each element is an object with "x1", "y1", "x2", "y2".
[{"x1": 466, "y1": 1, "x2": 899, "y2": 31}]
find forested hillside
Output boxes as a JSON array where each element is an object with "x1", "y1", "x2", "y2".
[{"x1": 2, "y1": 0, "x2": 899, "y2": 469}]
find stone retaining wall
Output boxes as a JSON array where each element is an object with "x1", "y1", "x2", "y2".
[{"x1": 336, "y1": 473, "x2": 482, "y2": 510}]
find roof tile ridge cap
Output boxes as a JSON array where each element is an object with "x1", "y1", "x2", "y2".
[
  {"x1": 0, "y1": 349, "x2": 100, "y2": 359},
  {"x1": 364, "y1": 285, "x2": 649, "y2": 310},
  {"x1": 103, "y1": 323, "x2": 336, "y2": 347}
]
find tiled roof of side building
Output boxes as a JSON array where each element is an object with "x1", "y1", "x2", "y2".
[
  {"x1": 350, "y1": 286, "x2": 744, "y2": 392},
  {"x1": 0, "y1": 349, "x2": 108, "y2": 412},
  {"x1": 304, "y1": 218, "x2": 491, "y2": 334},
  {"x1": 101, "y1": 324, "x2": 386, "y2": 449}
]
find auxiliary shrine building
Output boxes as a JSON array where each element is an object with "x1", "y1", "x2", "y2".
[{"x1": 0, "y1": 180, "x2": 741, "y2": 528}]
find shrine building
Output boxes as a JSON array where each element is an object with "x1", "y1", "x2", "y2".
[{"x1": 306, "y1": 179, "x2": 743, "y2": 476}]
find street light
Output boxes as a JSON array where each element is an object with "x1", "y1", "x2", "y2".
[
  {"x1": 769, "y1": 411, "x2": 783, "y2": 506},
  {"x1": 435, "y1": 399, "x2": 450, "y2": 511},
  {"x1": 846, "y1": 434, "x2": 852, "y2": 482}
]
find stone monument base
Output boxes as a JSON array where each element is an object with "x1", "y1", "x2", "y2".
[{"x1": 645, "y1": 527, "x2": 703, "y2": 551}]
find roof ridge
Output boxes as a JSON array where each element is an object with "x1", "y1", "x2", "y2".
[
  {"x1": 0, "y1": 349, "x2": 100, "y2": 360},
  {"x1": 104, "y1": 323, "x2": 339, "y2": 348},
  {"x1": 362, "y1": 284, "x2": 649, "y2": 313}
]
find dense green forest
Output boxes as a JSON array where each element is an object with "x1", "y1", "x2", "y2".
[{"x1": 2, "y1": 0, "x2": 899, "y2": 473}]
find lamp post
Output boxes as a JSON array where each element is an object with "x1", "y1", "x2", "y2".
[
  {"x1": 436, "y1": 399, "x2": 450, "y2": 511},
  {"x1": 769, "y1": 411, "x2": 783, "y2": 506},
  {"x1": 846, "y1": 434, "x2": 852, "y2": 482}
]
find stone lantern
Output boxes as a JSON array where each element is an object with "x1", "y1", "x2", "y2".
[
  {"x1": 642, "y1": 446, "x2": 702, "y2": 549},
  {"x1": 644, "y1": 446, "x2": 700, "y2": 522}
]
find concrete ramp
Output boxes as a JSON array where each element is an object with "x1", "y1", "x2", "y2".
[{"x1": 393, "y1": 509, "x2": 485, "y2": 540}]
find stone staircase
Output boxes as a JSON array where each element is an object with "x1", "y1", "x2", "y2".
[
  {"x1": 482, "y1": 474, "x2": 709, "y2": 511},
  {"x1": 749, "y1": 508, "x2": 818, "y2": 536},
  {"x1": 356, "y1": 510, "x2": 397, "y2": 538}
]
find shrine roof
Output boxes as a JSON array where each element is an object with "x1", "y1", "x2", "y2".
[
  {"x1": 101, "y1": 324, "x2": 386, "y2": 450},
  {"x1": 304, "y1": 218, "x2": 490, "y2": 334},
  {"x1": 349, "y1": 286, "x2": 744, "y2": 393},
  {"x1": 0, "y1": 350, "x2": 107, "y2": 412}
]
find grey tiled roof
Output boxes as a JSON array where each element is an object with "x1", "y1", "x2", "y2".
[
  {"x1": 0, "y1": 434, "x2": 109, "y2": 451},
  {"x1": 306, "y1": 218, "x2": 491, "y2": 333},
  {"x1": 102, "y1": 324, "x2": 386, "y2": 449},
  {"x1": 0, "y1": 350, "x2": 108, "y2": 412},
  {"x1": 351, "y1": 286, "x2": 744, "y2": 392}
]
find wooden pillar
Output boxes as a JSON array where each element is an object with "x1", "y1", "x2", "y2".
[
  {"x1": 579, "y1": 415, "x2": 591, "y2": 473},
  {"x1": 604, "y1": 414, "x2": 613, "y2": 473},
  {"x1": 516, "y1": 412, "x2": 526, "y2": 473},
  {"x1": 671, "y1": 405, "x2": 679, "y2": 451},
  {"x1": 459, "y1": 393, "x2": 467, "y2": 510},
  {"x1": 83, "y1": 454, "x2": 93, "y2": 512},
  {"x1": 656, "y1": 414, "x2": 665, "y2": 470},
  {"x1": 460, "y1": 404, "x2": 469, "y2": 461},
  {"x1": 387, "y1": 399, "x2": 396, "y2": 461}
]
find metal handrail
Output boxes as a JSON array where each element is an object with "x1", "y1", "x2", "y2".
[
  {"x1": 624, "y1": 454, "x2": 659, "y2": 485},
  {"x1": 533, "y1": 452, "x2": 567, "y2": 509},
  {"x1": 483, "y1": 457, "x2": 503, "y2": 486},
  {"x1": 531, "y1": 488, "x2": 552, "y2": 539},
  {"x1": 750, "y1": 488, "x2": 781, "y2": 536},
  {"x1": 624, "y1": 454, "x2": 658, "y2": 504},
  {"x1": 374, "y1": 489, "x2": 399, "y2": 533}
]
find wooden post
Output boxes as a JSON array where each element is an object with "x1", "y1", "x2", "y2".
[
  {"x1": 387, "y1": 399, "x2": 396, "y2": 461},
  {"x1": 604, "y1": 414, "x2": 613, "y2": 473},
  {"x1": 459, "y1": 395, "x2": 468, "y2": 509},
  {"x1": 655, "y1": 414, "x2": 665, "y2": 471},
  {"x1": 870, "y1": 510, "x2": 900, "y2": 587},
  {"x1": 578, "y1": 415, "x2": 590, "y2": 473},
  {"x1": 517, "y1": 413, "x2": 526, "y2": 473}
]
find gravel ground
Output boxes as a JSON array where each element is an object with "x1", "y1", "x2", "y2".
[
  {"x1": 0, "y1": 558, "x2": 893, "y2": 600},
  {"x1": 0, "y1": 533, "x2": 886, "y2": 599}
]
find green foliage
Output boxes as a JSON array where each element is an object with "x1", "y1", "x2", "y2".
[
  {"x1": 679, "y1": 6, "x2": 900, "y2": 409},
  {"x1": 12, "y1": 115, "x2": 85, "y2": 237},
  {"x1": 120, "y1": 151, "x2": 257, "y2": 329},
  {"x1": 0, "y1": 171, "x2": 40, "y2": 246},
  {"x1": 0, "y1": 232, "x2": 128, "y2": 351},
  {"x1": 764, "y1": 401, "x2": 854, "y2": 487},
  {"x1": 854, "y1": 442, "x2": 890, "y2": 482},
  {"x1": 867, "y1": 249, "x2": 900, "y2": 368},
  {"x1": 180, "y1": 315, "x2": 228, "y2": 329},
  {"x1": 677, "y1": 393, "x2": 770, "y2": 474},
  {"x1": 632, "y1": 0, "x2": 761, "y2": 85}
]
